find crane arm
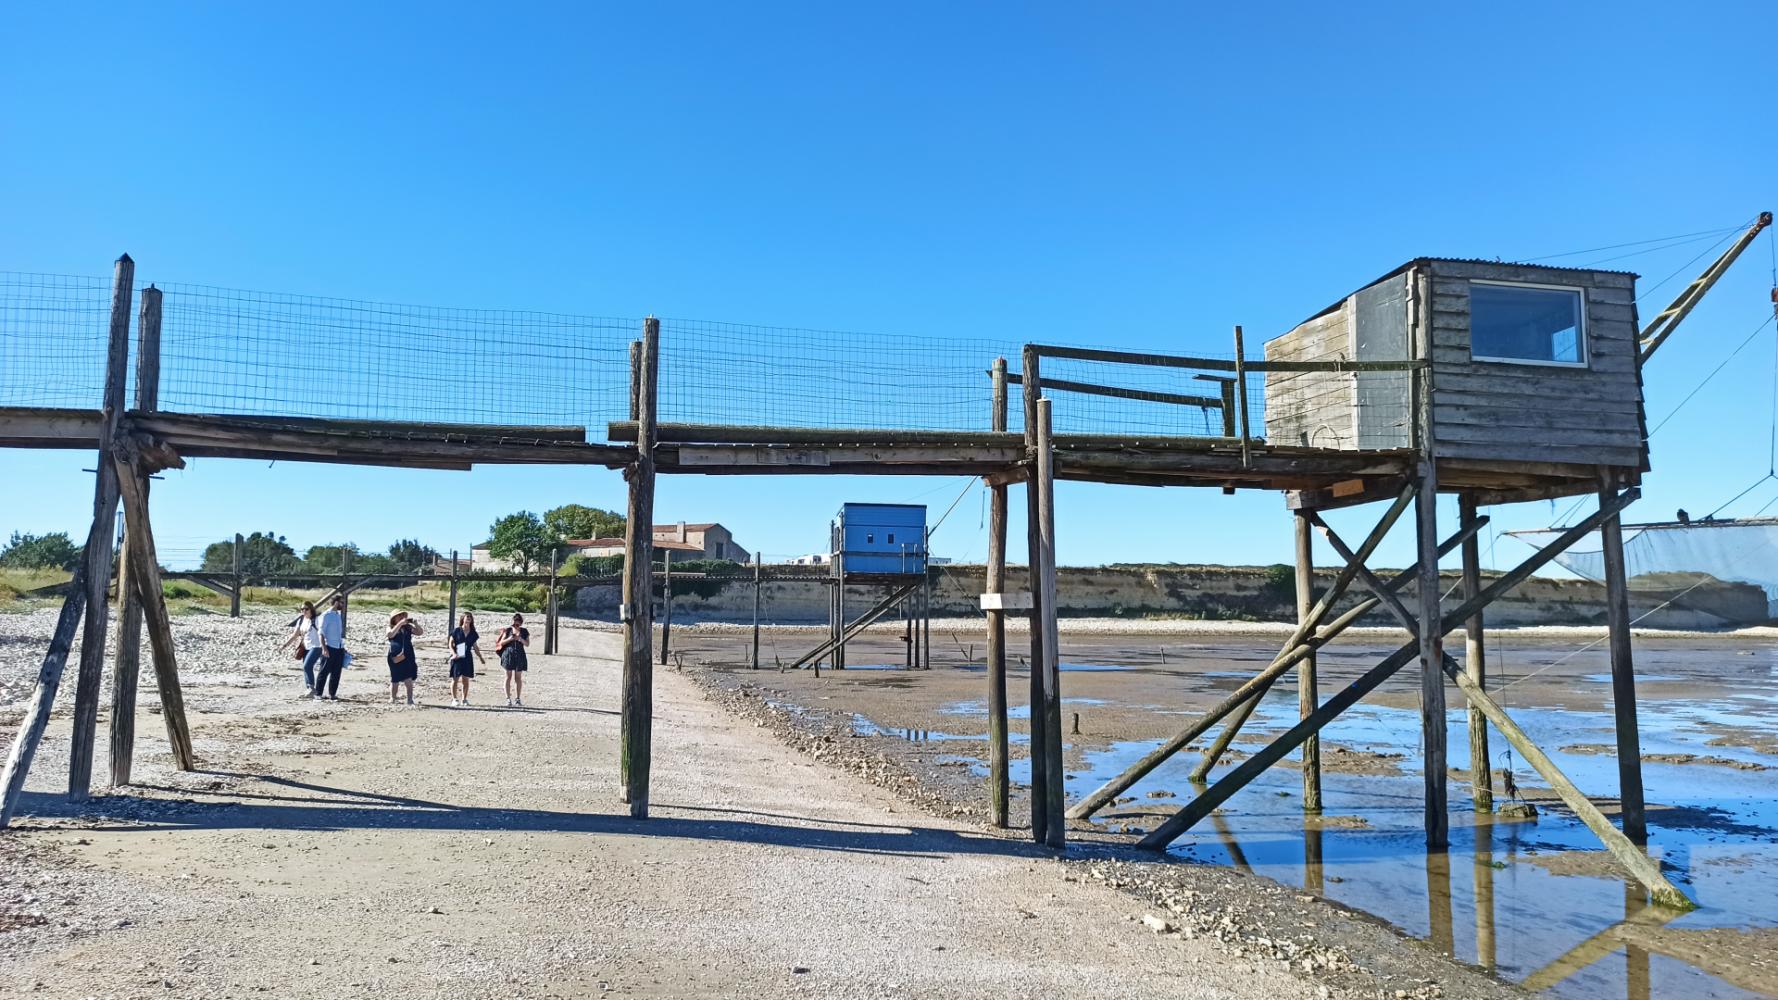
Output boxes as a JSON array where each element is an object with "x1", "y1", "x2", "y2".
[{"x1": 1639, "y1": 211, "x2": 1772, "y2": 364}]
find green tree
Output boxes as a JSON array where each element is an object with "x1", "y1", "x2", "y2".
[
  {"x1": 0, "y1": 531, "x2": 83, "y2": 570},
  {"x1": 302, "y1": 543, "x2": 361, "y2": 574},
  {"x1": 200, "y1": 531, "x2": 299, "y2": 576},
  {"x1": 385, "y1": 538, "x2": 440, "y2": 573},
  {"x1": 486, "y1": 512, "x2": 559, "y2": 574},
  {"x1": 543, "y1": 504, "x2": 624, "y2": 541}
]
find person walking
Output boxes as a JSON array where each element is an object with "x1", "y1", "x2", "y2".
[
  {"x1": 277, "y1": 600, "x2": 324, "y2": 696},
  {"x1": 313, "y1": 596, "x2": 348, "y2": 701},
  {"x1": 495, "y1": 612, "x2": 531, "y2": 707},
  {"x1": 386, "y1": 610, "x2": 424, "y2": 705},
  {"x1": 447, "y1": 611, "x2": 485, "y2": 706}
]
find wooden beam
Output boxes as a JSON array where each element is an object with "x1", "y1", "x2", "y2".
[
  {"x1": 620, "y1": 319, "x2": 659, "y2": 817},
  {"x1": 69, "y1": 254, "x2": 134, "y2": 802},
  {"x1": 0, "y1": 545, "x2": 91, "y2": 826},
  {"x1": 114, "y1": 448, "x2": 195, "y2": 772}
]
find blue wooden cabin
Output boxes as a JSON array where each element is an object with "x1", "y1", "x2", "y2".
[{"x1": 831, "y1": 502, "x2": 927, "y2": 575}]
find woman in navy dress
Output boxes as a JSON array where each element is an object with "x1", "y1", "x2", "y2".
[
  {"x1": 385, "y1": 611, "x2": 424, "y2": 705},
  {"x1": 496, "y1": 613, "x2": 531, "y2": 707},
  {"x1": 448, "y1": 612, "x2": 485, "y2": 707}
]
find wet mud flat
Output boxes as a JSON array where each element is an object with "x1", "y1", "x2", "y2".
[{"x1": 677, "y1": 624, "x2": 1778, "y2": 1000}]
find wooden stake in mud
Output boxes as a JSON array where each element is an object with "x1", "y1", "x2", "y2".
[
  {"x1": 1295, "y1": 510, "x2": 1322, "y2": 812},
  {"x1": 111, "y1": 284, "x2": 161, "y2": 787},
  {"x1": 985, "y1": 357, "x2": 1011, "y2": 828},
  {"x1": 1598, "y1": 468, "x2": 1647, "y2": 844},
  {"x1": 230, "y1": 532, "x2": 243, "y2": 617},
  {"x1": 1459, "y1": 493, "x2": 1492, "y2": 812},
  {"x1": 1022, "y1": 345, "x2": 1050, "y2": 843},
  {"x1": 1034, "y1": 398, "x2": 1065, "y2": 848},
  {"x1": 114, "y1": 446, "x2": 195, "y2": 772},
  {"x1": 656, "y1": 549, "x2": 670, "y2": 665},
  {"x1": 69, "y1": 253, "x2": 134, "y2": 801},
  {"x1": 750, "y1": 553, "x2": 762, "y2": 670},
  {"x1": 620, "y1": 319, "x2": 659, "y2": 816}
]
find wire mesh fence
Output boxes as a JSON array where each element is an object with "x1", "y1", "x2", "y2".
[
  {"x1": 0, "y1": 269, "x2": 1414, "y2": 447},
  {"x1": 0, "y1": 272, "x2": 114, "y2": 409}
]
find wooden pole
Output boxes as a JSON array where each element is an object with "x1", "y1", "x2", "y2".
[
  {"x1": 1598, "y1": 468, "x2": 1647, "y2": 843},
  {"x1": 750, "y1": 553, "x2": 762, "y2": 670},
  {"x1": 114, "y1": 450, "x2": 195, "y2": 772},
  {"x1": 111, "y1": 284, "x2": 160, "y2": 788},
  {"x1": 1295, "y1": 510, "x2": 1322, "y2": 813},
  {"x1": 448, "y1": 549, "x2": 459, "y2": 632},
  {"x1": 1233, "y1": 325, "x2": 1252, "y2": 469},
  {"x1": 835, "y1": 552, "x2": 846, "y2": 670},
  {"x1": 620, "y1": 319, "x2": 659, "y2": 817},
  {"x1": 1034, "y1": 398, "x2": 1065, "y2": 848},
  {"x1": 68, "y1": 253, "x2": 134, "y2": 802},
  {"x1": 1416, "y1": 461, "x2": 1448, "y2": 849},
  {"x1": 230, "y1": 532, "x2": 243, "y2": 617},
  {"x1": 1022, "y1": 345, "x2": 1049, "y2": 844},
  {"x1": 0, "y1": 556, "x2": 90, "y2": 826},
  {"x1": 986, "y1": 357, "x2": 1010, "y2": 828},
  {"x1": 1460, "y1": 493, "x2": 1492, "y2": 812},
  {"x1": 547, "y1": 547, "x2": 560, "y2": 655}
]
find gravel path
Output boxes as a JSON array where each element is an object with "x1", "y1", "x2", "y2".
[{"x1": 1, "y1": 615, "x2": 1330, "y2": 999}]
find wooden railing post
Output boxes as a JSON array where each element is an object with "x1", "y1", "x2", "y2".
[
  {"x1": 111, "y1": 283, "x2": 160, "y2": 787},
  {"x1": 620, "y1": 318, "x2": 659, "y2": 816},
  {"x1": 69, "y1": 253, "x2": 134, "y2": 801},
  {"x1": 1021, "y1": 344, "x2": 1049, "y2": 844},
  {"x1": 985, "y1": 357, "x2": 1010, "y2": 827}
]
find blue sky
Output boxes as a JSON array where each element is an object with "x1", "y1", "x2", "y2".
[{"x1": 3, "y1": 3, "x2": 1775, "y2": 572}]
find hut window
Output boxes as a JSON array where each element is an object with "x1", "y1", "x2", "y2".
[{"x1": 1469, "y1": 282, "x2": 1587, "y2": 366}]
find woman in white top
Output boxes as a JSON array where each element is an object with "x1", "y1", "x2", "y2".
[{"x1": 277, "y1": 600, "x2": 324, "y2": 696}]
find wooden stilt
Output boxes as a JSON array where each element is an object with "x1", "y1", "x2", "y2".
[
  {"x1": 111, "y1": 284, "x2": 161, "y2": 787},
  {"x1": 620, "y1": 319, "x2": 659, "y2": 816},
  {"x1": 1022, "y1": 345, "x2": 1049, "y2": 844},
  {"x1": 1034, "y1": 398, "x2": 1065, "y2": 848},
  {"x1": 1598, "y1": 468, "x2": 1647, "y2": 844},
  {"x1": 1294, "y1": 510, "x2": 1322, "y2": 813},
  {"x1": 114, "y1": 448, "x2": 195, "y2": 771},
  {"x1": 750, "y1": 553, "x2": 762, "y2": 670},
  {"x1": 0, "y1": 555, "x2": 90, "y2": 826},
  {"x1": 986, "y1": 357, "x2": 1010, "y2": 828},
  {"x1": 68, "y1": 253, "x2": 134, "y2": 802},
  {"x1": 656, "y1": 549, "x2": 670, "y2": 665},
  {"x1": 229, "y1": 532, "x2": 243, "y2": 618},
  {"x1": 1460, "y1": 493, "x2": 1493, "y2": 812},
  {"x1": 1415, "y1": 459, "x2": 1449, "y2": 849}
]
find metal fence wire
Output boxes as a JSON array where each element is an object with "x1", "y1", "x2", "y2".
[{"x1": 0, "y1": 270, "x2": 1414, "y2": 446}]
